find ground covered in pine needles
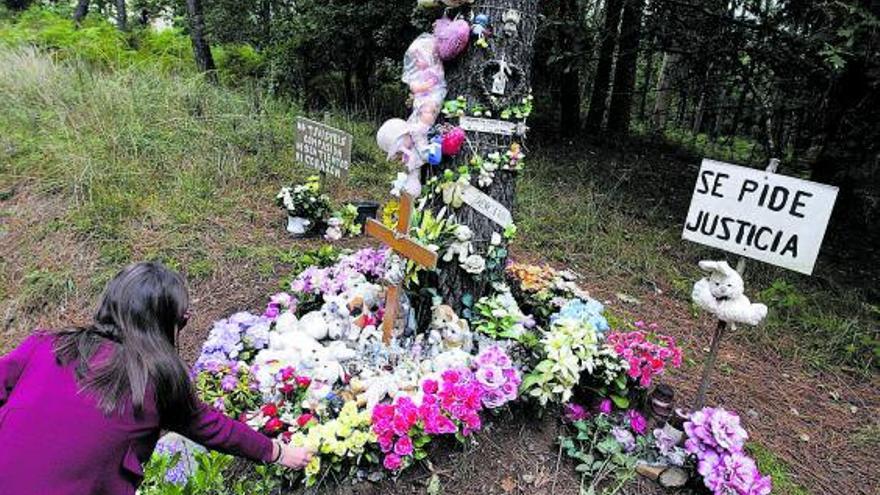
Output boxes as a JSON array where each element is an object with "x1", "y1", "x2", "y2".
[{"x1": 1, "y1": 46, "x2": 877, "y2": 495}]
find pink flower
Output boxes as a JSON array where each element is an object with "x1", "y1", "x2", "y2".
[
  {"x1": 598, "y1": 399, "x2": 613, "y2": 415},
  {"x1": 422, "y1": 379, "x2": 438, "y2": 395},
  {"x1": 626, "y1": 409, "x2": 647, "y2": 435},
  {"x1": 394, "y1": 435, "x2": 414, "y2": 456},
  {"x1": 383, "y1": 453, "x2": 403, "y2": 471},
  {"x1": 377, "y1": 432, "x2": 394, "y2": 453}
]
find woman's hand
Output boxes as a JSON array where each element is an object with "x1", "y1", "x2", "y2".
[{"x1": 274, "y1": 442, "x2": 314, "y2": 469}]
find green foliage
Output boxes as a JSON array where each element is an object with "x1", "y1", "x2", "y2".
[
  {"x1": 759, "y1": 280, "x2": 879, "y2": 372},
  {"x1": 559, "y1": 415, "x2": 646, "y2": 495},
  {"x1": 0, "y1": 8, "x2": 261, "y2": 77},
  {"x1": 140, "y1": 450, "x2": 281, "y2": 495},
  {"x1": 747, "y1": 443, "x2": 811, "y2": 495},
  {"x1": 21, "y1": 267, "x2": 75, "y2": 311}
]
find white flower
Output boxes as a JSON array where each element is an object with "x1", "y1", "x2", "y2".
[
  {"x1": 460, "y1": 254, "x2": 486, "y2": 274},
  {"x1": 490, "y1": 232, "x2": 502, "y2": 246}
]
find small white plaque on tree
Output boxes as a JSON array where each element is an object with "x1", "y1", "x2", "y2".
[
  {"x1": 459, "y1": 116, "x2": 517, "y2": 136},
  {"x1": 461, "y1": 184, "x2": 513, "y2": 228},
  {"x1": 682, "y1": 159, "x2": 838, "y2": 275},
  {"x1": 295, "y1": 117, "x2": 353, "y2": 178}
]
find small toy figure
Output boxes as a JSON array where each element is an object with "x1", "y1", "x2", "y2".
[
  {"x1": 472, "y1": 14, "x2": 491, "y2": 47},
  {"x1": 501, "y1": 9, "x2": 521, "y2": 37}
]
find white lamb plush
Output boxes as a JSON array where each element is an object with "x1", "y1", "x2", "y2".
[{"x1": 691, "y1": 260, "x2": 768, "y2": 326}]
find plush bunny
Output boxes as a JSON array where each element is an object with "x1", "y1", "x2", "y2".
[{"x1": 691, "y1": 260, "x2": 768, "y2": 326}]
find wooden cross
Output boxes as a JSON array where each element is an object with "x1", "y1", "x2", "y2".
[{"x1": 365, "y1": 193, "x2": 438, "y2": 344}]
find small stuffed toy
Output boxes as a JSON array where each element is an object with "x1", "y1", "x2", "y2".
[
  {"x1": 430, "y1": 304, "x2": 473, "y2": 353},
  {"x1": 691, "y1": 260, "x2": 768, "y2": 326}
]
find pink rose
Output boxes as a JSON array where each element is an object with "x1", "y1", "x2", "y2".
[
  {"x1": 394, "y1": 435, "x2": 414, "y2": 456},
  {"x1": 383, "y1": 453, "x2": 403, "y2": 471}
]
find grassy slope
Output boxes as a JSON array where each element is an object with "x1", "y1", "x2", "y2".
[{"x1": 1, "y1": 16, "x2": 878, "y2": 493}]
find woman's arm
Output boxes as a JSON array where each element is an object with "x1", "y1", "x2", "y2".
[
  {"x1": 0, "y1": 334, "x2": 42, "y2": 407},
  {"x1": 174, "y1": 401, "x2": 275, "y2": 463}
]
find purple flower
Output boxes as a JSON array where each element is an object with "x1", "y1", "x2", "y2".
[
  {"x1": 220, "y1": 374, "x2": 238, "y2": 392},
  {"x1": 684, "y1": 407, "x2": 747, "y2": 454},
  {"x1": 475, "y1": 365, "x2": 506, "y2": 389},
  {"x1": 598, "y1": 398, "x2": 613, "y2": 415},
  {"x1": 611, "y1": 426, "x2": 636, "y2": 452},
  {"x1": 563, "y1": 403, "x2": 589, "y2": 422},
  {"x1": 626, "y1": 409, "x2": 647, "y2": 435}
]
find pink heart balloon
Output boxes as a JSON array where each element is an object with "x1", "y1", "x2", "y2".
[{"x1": 434, "y1": 18, "x2": 471, "y2": 61}]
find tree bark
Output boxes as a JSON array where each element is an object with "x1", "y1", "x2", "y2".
[
  {"x1": 185, "y1": 0, "x2": 217, "y2": 83},
  {"x1": 116, "y1": 0, "x2": 127, "y2": 31},
  {"x1": 606, "y1": 0, "x2": 645, "y2": 135},
  {"x1": 427, "y1": 0, "x2": 541, "y2": 313},
  {"x1": 585, "y1": 0, "x2": 623, "y2": 132},
  {"x1": 651, "y1": 52, "x2": 678, "y2": 131},
  {"x1": 73, "y1": 0, "x2": 90, "y2": 24}
]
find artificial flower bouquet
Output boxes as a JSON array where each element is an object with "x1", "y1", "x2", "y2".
[
  {"x1": 684, "y1": 407, "x2": 772, "y2": 495},
  {"x1": 276, "y1": 175, "x2": 332, "y2": 236}
]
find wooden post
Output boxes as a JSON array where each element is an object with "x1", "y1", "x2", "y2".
[{"x1": 692, "y1": 159, "x2": 777, "y2": 410}]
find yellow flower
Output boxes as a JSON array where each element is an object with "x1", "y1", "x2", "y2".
[{"x1": 305, "y1": 456, "x2": 321, "y2": 478}]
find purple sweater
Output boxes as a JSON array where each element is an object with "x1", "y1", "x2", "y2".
[{"x1": 0, "y1": 333, "x2": 274, "y2": 494}]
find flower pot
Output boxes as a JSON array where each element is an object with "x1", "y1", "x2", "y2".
[
  {"x1": 354, "y1": 201, "x2": 380, "y2": 227},
  {"x1": 286, "y1": 215, "x2": 312, "y2": 236}
]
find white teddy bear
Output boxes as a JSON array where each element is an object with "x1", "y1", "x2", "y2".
[
  {"x1": 691, "y1": 260, "x2": 768, "y2": 326},
  {"x1": 320, "y1": 295, "x2": 352, "y2": 340}
]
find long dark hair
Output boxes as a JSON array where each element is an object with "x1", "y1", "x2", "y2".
[{"x1": 54, "y1": 262, "x2": 196, "y2": 428}]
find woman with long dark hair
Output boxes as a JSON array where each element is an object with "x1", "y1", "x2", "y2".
[{"x1": 0, "y1": 262, "x2": 312, "y2": 494}]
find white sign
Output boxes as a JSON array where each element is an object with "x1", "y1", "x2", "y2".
[
  {"x1": 461, "y1": 184, "x2": 513, "y2": 228},
  {"x1": 682, "y1": 159, "x2": 838, "y2": 275},
  {"x1": 459, "y1": 116, "x2": 517, "y2": 136},
  {"x1": 295, "y1": 117, "x2": 353, "y2": 178}
]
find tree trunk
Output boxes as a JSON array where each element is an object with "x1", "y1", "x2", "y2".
[
  {"x1": 428, "y1": 0, "x2": 541, "y2": 313},
  {"x1": 638, "y1": 36, "x2": 654, "y2": 122},
  {"x1": 73, "y1": 0, "x2": 90, "y2": 24},
  {"x1": 585, "y1": 0, "x2": 623, "y2": 132},
  {"x1": 116, "y1": 0, "x2": 127, "y2": 31},
  {"x1": 606, "y1": 0, "x2": 645, "y2": 136},
  {"x1": 185, "y1": 0, "x2": 217, "y2": 83},
  {"x1": 558, "y1": 0, "x2": 581, "y2": 136},
  {"x1": 651, "y1": 52, "x2": 678, "y2": 131}
]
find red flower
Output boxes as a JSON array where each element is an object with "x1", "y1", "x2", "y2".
[
  {"x1": 296, "y1": 413, "x2": 314, "y2": 427},
  {"x1": 264, "y1": 417, "x2": 284, "y2": 434},
  {"x1": 280, "y1": 383, "x2": 295, "y2": 394},
  {"x1": 295, "y1": 376, "x2": 312, "y2": 388},
  {"x1": 261, "y1": 403, "x2": 278, "y2": 417},
  {"x1": 280, "y1": 367, "x2": 296, "y2": 381}
]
